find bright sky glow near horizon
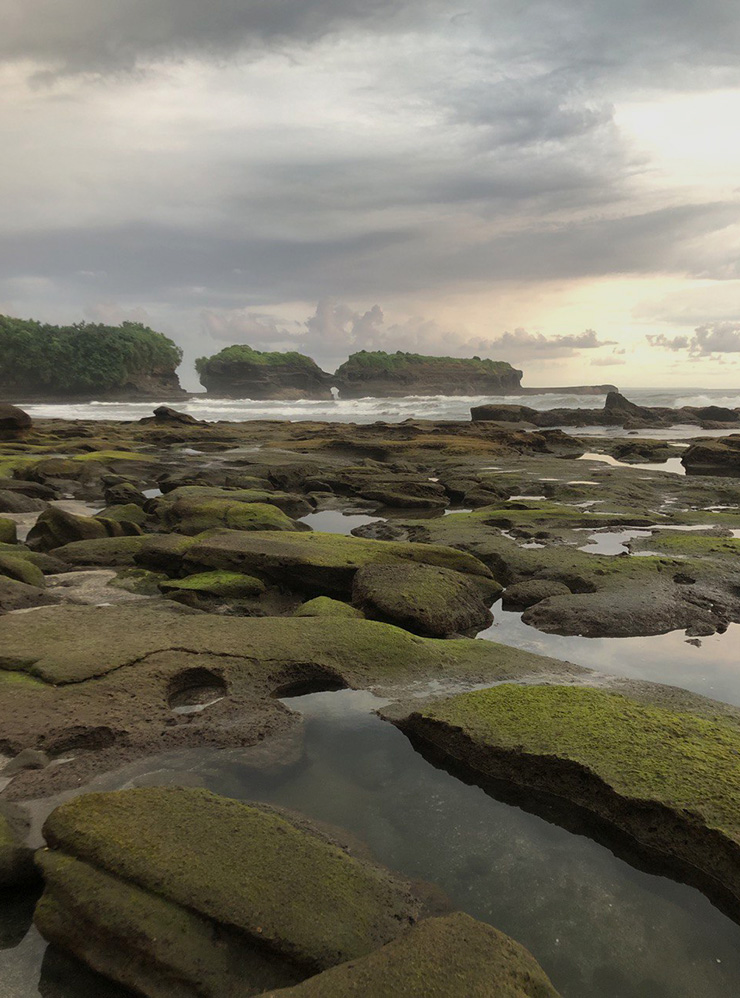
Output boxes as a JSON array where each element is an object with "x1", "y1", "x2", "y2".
[{"x1": 0, "y1": 1, "x2": 739, "y2": 389}]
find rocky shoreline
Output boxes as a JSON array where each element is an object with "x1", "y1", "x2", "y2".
[{"x1": 2, "y1": 400, "x2": 740, "y2": 996}]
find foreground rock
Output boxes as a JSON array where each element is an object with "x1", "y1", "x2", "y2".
[
  {"x1": 391, "y1": 683, "x2": 740, "y2": 917},
  {"x1": 0, "y1": 605, "x2": 584, "y2": 796},
  {"x1": 352, "y1": 562, "x2": 496, "y2": 637},
  {"x1": 35, "y1": 788, "x2": 427, "y2": 996},
  {"x1": 260, "y1": 912, "x2": 560, "y2": 997}
]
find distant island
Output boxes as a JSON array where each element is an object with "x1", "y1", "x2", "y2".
[
  {"x1": 195, "y1": 344, "x2": 333, "y2": 400},
  {"x1": 196, "y1": 346, "x2": 525, "y2": 399},
  {"x1": 196, "y1": 345, "x2": 615, "y2": 399},
  {"x1": 0, "y1": 316, "x2": 185, "y2": 402}
]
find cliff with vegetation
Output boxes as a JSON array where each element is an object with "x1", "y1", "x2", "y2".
[
  {"x1": 0, "y1": 317, "x2": 185, "y2": 401},
  {"x1": 334, "y1": 351, "x2": 523, "y2": 398},
  {"x1": 196, "y1": 344, "x2": 334, "y2": 400},
  {"x1": 196, "y1": 346, "x2": 524, "y2": 399}
]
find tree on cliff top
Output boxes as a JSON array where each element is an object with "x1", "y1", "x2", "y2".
[
  {"x1": 195, "y1": 344, "x2": 322, "y2": 374},
  {"x1": 0, "y1": 316, "x2": 183, "y2": 393}
]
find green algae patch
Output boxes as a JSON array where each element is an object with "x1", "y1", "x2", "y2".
[
  {"x1": 294, "y1": 596, "x2": 364, "y2": 618},
  {"x1": 631, "y1": 532, "x2": 740, "y2": 559},
  {"x1": 260, "y1": 912, "x2": 560, "y2": 998},
  {"x1": 0, "y1": 517, "x2": 17, "y2": 544},
  {"x1": 42, "y1": 788, "x2": 422, "y2": 972},
  {"x1": 418, "y1": 685, "x2": 740, "y2": 838},
  {"x1": 97, "y1": 503, "x2": 149, "y2": 526},
  {"x1": 161, "y1": 570, "x2": 266, "y2": 598}
]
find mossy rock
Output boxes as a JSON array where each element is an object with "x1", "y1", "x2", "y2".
[
  {"x1": 294, "y1": 597, "x2": 364, "y2": 619},
  {"x1": 352, "y1": 563, "x2": 495, "y2": 637},
  {"x1": 159, "y1": 498, "x2": 301, "y2": 536},
  {"x1": 27, "y1": 507, "x2": 108, "y2": 551},
  {"x1": 0, "y1": 604, "x2": 584, "y2": 687},
  {"x1": 157, "y1": 486, "x2": 312, "y2": 518},
  {"x1": 0, "y1": 517, "x2": 18, "y2": 544},
  {"x1": 183, "y1": 530, "x2": 498, "y2": 598},
  {"x1": 0, "y1": 577, "x2": 57, "y2": 613},
  {"x1": 0, "y1": 553, "x2": 45, "y2": 587},
  {"x1": 53, "y1": 536, "x2": 146, "y2": 567},
  {"x1": 37, "y1": 789, "x2": 425, "y2": 990},
  {"x1": 394, "y1": 684, "x2": 740, "y2": 914},
  {"x1": 160, "y1": 571, "x2": 266, "y2": 599},
  {"x1": 109, "y1": 568, "x2": 169, "y2": 596},
  {"x1": 135, "y1": 533, "x2": 203, "y2": 573},
  {"x1": 97, "y1": 503, "x2": 149, "y2": 526},
  {"x1": 260, "y1": 912, "x2": 560, "y2": 998},
  {"x1": 0, "y1": 542, "x2": 66, "y2": 574}
]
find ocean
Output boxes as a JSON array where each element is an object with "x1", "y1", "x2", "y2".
[{"x1": 20, "y1": 387, "x2": 740, "y2": 433}]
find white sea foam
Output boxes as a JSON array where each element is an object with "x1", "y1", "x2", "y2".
[{"x1": 19, "y1": 387, "x2": 740, "y2": 424}]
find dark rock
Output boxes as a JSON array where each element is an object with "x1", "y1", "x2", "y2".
[
  {"x1": 0, "y1": 489, "x2": 46, "y2": 513},
  {"x1": 0, "y1": 403, "x2": 32, "y2": 440},
  {"x1": 140, "y1": 405, "x2": 205, "y2": 425},
  {"x1": 0, "y1": 803, "x2": 37, "y2": 886}
]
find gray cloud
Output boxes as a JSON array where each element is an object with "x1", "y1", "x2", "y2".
[{"x1": 648, "y1": 323, "x2": 740, "y2": 356}]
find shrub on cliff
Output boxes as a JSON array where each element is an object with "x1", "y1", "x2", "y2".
[
  {"x1": 335, "y1": 350, "x2": 519, "y2": 381},
  {"x1": 0, "y1": 316, "x2": 183, "y2": 394},
  {"x1": 195, "y1": 344, "x2": 321, "y2": 376}
]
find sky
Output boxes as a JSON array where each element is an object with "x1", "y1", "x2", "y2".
[{"x1": 1, "y1": 1, "x2": 739, "y2": 389}]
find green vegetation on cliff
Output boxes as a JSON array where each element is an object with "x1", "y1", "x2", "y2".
[
  {"x1": 335, "y1": 350, "x2": 521, "y2": 381},
  {"x1": 0, "y1": 316, "x2": 183, "y2": 394},
  {"x1": 195, "y1": 344, "x2": 321, "y2": 375}
]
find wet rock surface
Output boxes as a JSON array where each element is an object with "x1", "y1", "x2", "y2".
[{"x1": 2, "y1": 408, "x2": 740, "y2": 998}]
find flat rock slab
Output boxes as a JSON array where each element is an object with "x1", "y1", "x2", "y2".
[
  {"x1": 260, "y1": 912, "x2": 560, "y2": 997},
  {"x1": 391, "y1": 683, "x2": 740, "y2": 917},
  {"x1": 36, "y1": 788, "x2": 426, "y2": 995},
  {"x1": 0, "y1": 605, "x2": 585, "y2": 796}
]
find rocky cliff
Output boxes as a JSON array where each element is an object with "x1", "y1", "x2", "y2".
[
  {"x1": 334, "y1": 351, "x2": 523, "y2": 398},
  {"x1": 196, "y1": 345, "x2": 334, "y2": 400},
  {"x1": 0, "y1": 317, "x2": 185, "y2": 402}
]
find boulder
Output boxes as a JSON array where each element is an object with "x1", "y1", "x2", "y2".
[
  {"x1": 602, "y1": 391, "x2": 655, "y2": 425},
  {"x1": 35, "y1": 788, "x2": 425, "y2": 996},
  {"x1": 0, "y1": 403, "x2": 32, "y2": 440},
  {"x1": 502, "y1": 579, "x2": 571, "y2": 611},
  {"x1": 53, "y1": 536, "x2": 146, "y2": 567},
  {"x1": 352, "y1": 563, "x2": 496, "y2": 637},
  {"x1": 0, "y1": 517, "x2": 17, "y2": 544},
  {"x1": 156, "y1": 485, "x2": 313, "y2": 519},
  {"x1": 682, "y1": 436, "x2": 740, "y2": 476},
  {"x1": 145, "y1": 405, "x2": 204, "y2": 425},
  {"x1": 0, "y1": 489, "x2": 46, "y2": 513},
  {"x1": 0, "y1": 577, "x2": 57, "y2": 613},
  {"x1": 27, "y1": 508, "x2": 142, "y2": 551},
  {"x1": 470, "y1": 404, "x2": 538, "y2": 423},
  {"x1": 0, "y1": 552, "x2": 45, "y2": 587},
  {"x1": 260, "y1": 913, "x2": 560, "y2": 998}
]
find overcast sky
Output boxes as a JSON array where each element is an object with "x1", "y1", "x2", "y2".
[{"x1": 1, "y1": 0, "x2": 739, "y2": 388}]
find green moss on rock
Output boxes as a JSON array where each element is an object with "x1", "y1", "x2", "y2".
[
  {"x1": 294, "y1": 597, "x2": 364, "y2": 619},
  {"x1": 160, "y1": 498, "x2": 300, "y2": 536},
  {"x1": 260, "y1": 912, "x2": 560, "y2": 998},
  {"x1": 0, "y1": 517, "x2": 17, "y2": 544},
  {"x1": 184, "y1": 530, "x2": 498, "y2": 598},
  {"x1": 161, "y1": 571, "x2": 266, "y2": 598},
  {"x1": 0, "y1": 553, "x2": 45, "y2": 587},
  {"x1": 53, "y1": 536, "x2": 146, "y2": 566},
  {"x1": 41, "y1": 789, "x2": 423, "y2": 972}
]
